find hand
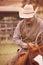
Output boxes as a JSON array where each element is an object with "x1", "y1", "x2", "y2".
[
  {"x1": 24, "y1": 43, "x2": 33, "y2": 49},
  {"x1": 22, "y1": 43, "x2": 29, "y2": 51},
  {"x1": 28, "y1": 42, "x2": 35, "y2": 49}
]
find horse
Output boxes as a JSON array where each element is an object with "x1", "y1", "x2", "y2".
[
  {"x1": 7, "y1": 32, "x2": 43, "y2": 65},
  {"x1": 6, "y1": 44, "x2": 43, "y2": 65}
]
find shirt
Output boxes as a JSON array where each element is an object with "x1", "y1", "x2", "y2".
[{"x1": 13, "y1": 16, "x2": 43, "y2": 48}]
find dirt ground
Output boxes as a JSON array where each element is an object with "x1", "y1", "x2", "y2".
[{"x1": 0, "y1": 44, "x2": 20, "y2": 65}]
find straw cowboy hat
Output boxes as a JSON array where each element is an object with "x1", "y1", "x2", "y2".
[{"x1": 19, "y1": 4, "x2": 39, "y2": 18}]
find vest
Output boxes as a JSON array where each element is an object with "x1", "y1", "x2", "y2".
[{"x1": 20, "y1": 16, "x2": 43, "y2": 44}]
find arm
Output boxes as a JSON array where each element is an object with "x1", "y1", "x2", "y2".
[{"x1": 13, "y1": 21, "x2": 27, "y2": 48}]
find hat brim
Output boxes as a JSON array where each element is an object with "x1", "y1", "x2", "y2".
[
  {"x1": 19, "y1": 12, "x2": 35, "y2": 18},
  {"x1": 19, "y1": 7, "x2": 38, "y2": 18}
]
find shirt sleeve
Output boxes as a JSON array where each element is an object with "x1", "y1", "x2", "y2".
[{"x1": 13, "y1": 21, "x2": 27, "y2": 48}]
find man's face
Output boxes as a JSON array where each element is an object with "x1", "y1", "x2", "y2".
[{"x1": 24, "y1": 16, "x2": 35, "y2": 22}]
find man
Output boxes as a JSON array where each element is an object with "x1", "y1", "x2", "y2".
[
  {"x1": 13, "y1": 4, "x2": 43, "y2": 48},
  {"x1": 13, "y1": 4, "x2": 43, "y2": 65}
]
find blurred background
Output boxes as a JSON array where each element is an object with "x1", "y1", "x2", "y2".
[{"x1": 0, "y1": 0, "x2": 43, "y2": 65}]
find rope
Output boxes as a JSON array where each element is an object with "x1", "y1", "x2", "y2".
[{"x1": 35, "y1": 31, "x2": 43, "y2": 64}]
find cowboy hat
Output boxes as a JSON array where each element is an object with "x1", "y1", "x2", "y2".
[{"x1": 19, "y1": 4, "x2": 39, "y2": 18}]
